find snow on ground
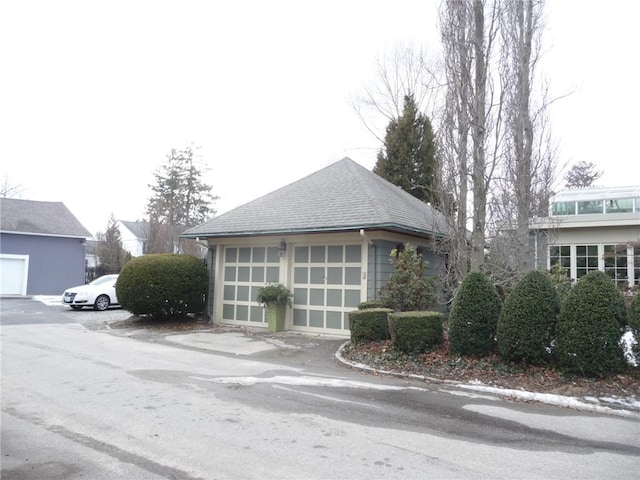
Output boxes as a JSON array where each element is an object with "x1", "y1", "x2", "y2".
[
  {"x1": 457, "y1": 382, "x2": 640, "y2": 419},
  {"x1": 33, "y1": 295, "x2": 64, "y2": 307}
]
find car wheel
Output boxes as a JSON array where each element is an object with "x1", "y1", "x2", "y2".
[
  {"x1": 94, "y1": 295, "x2": 110, "y2": 311},
  {"x1": 70, "y1": 305, "x2": 83, "y2": 311}
]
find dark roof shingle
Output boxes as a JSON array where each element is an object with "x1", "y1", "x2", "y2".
[
  {"x1": 118, "y1": 220, "x2": 149, "y2": 240},
  {"x1": 0, "y1": 198, "x2": 91, "y2": 238},
  {"x1": 184, "y1": 158, "x2": 450, "y2": 238}
]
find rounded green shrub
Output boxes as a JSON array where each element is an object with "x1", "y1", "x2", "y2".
[
  {"x1": 117, "y1": 254, "x2": 208, "y2": 318},
  {"x1": 348, "y1": 308, "x2": 393, "y2": 345},
  {"x1": 388, "y1": 311, "x2": 443, "y2": 354},
  {"x1": 497, "y1": 270, "x2": 560, "y2": 365},
  {"x1": 556, "y1": 270, "x2": 627, "y2": 376},
  {"x1": 449, "y1": 272, "x2": 502, "y2": 356}
]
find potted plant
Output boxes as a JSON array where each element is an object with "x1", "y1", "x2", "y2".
[{"x1": 256, "y1": 283, "x2": 293, "y2": 332}]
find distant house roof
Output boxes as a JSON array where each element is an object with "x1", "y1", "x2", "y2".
[
  {"x1": 118, "y1": 220, "x2": 149, "y2": 240},
  {"x1": 0, "y1": 198, "x2": 91, "y2": 238},
  {"x1": 183, "y1": 157, "x2": 451, "y2": 239}
]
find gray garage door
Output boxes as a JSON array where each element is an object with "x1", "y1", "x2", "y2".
[
  {"x1": 291, "y1": 244, "x2": 362, "y2": 334},
  {"x1": 221, "y1": 246, "x2": 280, "y2": 326}
]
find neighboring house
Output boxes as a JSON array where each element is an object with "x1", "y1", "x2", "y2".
[
  {"x1": 182, "y1": 157, "x2": 451, "y2": 336},
  {"x1": 117, "y1": 220, "x2": 148, "y2": 257},
  {"x1": 532, "y1": 185, "x2": 640, "y2": 288},
  {"x1": 0, "y1": 198, "x2": 91, "y2": 295}
]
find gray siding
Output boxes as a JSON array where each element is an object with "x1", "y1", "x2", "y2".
[
  {"x1": 1, "y1": 233, "x2": 86, "y2": 294},
  {"x1": 367, "y1": 240, "x2": 442, "y2": 301}
]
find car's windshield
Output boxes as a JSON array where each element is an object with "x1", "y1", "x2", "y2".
[{"x1": 89, "y1": 275, "x2": 117, "y2": 286}]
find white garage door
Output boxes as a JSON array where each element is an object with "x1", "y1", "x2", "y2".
[
  {"x1": 292, "y1": 244, "x2": 362, "y2": 334},
  {"x1": 221, "y1": 246, "x2": 280, "y2": 326},
  {"x1": 0, "y1": 254, "x2": 29, "y2": 295}
]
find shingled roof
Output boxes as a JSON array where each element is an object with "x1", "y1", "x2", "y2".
[
  {"x1": 0, "y1": 198, "x2": 91, "y2": 238},
  {"x1": 119, "y1": 220, "x2": 149, "y2": 240},
  {"x1": 183, "y1": 157, "x2": 451, "y2": 239}
]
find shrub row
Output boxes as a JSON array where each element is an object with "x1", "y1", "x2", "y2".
[
  {"x1": 448, "y1": 269, "x2": 635, "y2": 377},
  {"x1": 349, "y1": 307, "x2": 443, "y2": 354}
]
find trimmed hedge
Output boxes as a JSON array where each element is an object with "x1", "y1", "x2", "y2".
[
  {"x1": 556, "y1": 270, "x2": 627, "y2": 376},
  {"x1": 388, "y1": 311, "x2": 443, "y2": 354},
  {"x1": 449, "y1": 271, "x2": 502, "y2": 356},
  {"x1": 348, "y1": 308, "x2": 393, "y2": 345},
  {"x1": 117, "y1": 254, "x2": 208, "y2": 318},
  {"x1": 497, "y1": 270, "x2": 560, "y2": 365},
  {"x1": 358, "y1": 299, "x2": 386, "y2": 310}
]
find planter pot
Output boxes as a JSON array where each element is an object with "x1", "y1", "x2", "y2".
[{"x1": 266, "y1": 303, "x2": 286, "y2": 332}]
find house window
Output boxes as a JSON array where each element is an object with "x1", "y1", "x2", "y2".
[
  {"x1": 634, "y1": 246, "x2": 640, "y2": 287},
  {"x1": 577, "y1": 200, "x2": 603, "y2": 214},
  {"x1": 549, "y1": 245, "x2": 571, "y2": 275},
  {"x1": 604, "y1": 244, "x2": 628, "y2": 288},
  {"x1": 605, "y1": 198, "x2": 633, "y2": 214},
  {"x1": 552, "y1": 201, "x2": 576, "y2": 216},
  {"x1": 576, "y1": 245, "x2": 599, "y2": 278}
]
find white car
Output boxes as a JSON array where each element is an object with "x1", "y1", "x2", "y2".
[{"x1": 62, "y1": 274, "x2": 119, "y2": 311}]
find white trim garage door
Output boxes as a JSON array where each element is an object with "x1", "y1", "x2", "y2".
[
  {"x1": 291, "y1": 244, "x2": 362, "y2": 334},
  {"x1": 0, "y1": 254, "x2": 29, "y2": 295},
  {"x1": 221, "y1": 246, "x2": 280, "y2": 327}
]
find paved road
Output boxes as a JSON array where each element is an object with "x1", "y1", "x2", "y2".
[{"x1": 2, "y1": 297, "x2": 639, "y2": 479}]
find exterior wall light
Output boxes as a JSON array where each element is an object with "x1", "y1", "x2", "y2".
[{"x1": 279, "y1": 239, "x2": 287, "y2": 257}]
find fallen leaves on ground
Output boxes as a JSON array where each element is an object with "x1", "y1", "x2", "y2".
[{"x1": 342, "y1": 340, "x2": 640, "y2": 400}]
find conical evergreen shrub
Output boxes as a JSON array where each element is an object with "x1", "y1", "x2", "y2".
[
  {"x1": 556, "y1": 270, "x2": 627, "y2": 376},
  {"x1": 449, "y1": 272, "x2": 502, "y2": 356},
  {"x1": 497, "y1": 270, "x2": 560, "y2": 365}
]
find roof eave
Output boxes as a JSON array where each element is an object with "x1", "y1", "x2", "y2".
[{"x1": 180, "y1": 223, "x2": 448, "y2": 240}]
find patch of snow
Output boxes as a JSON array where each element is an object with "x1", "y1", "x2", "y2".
[
  {"x1": 188, "y1": 374, "x2": 429, "y2": 392},
  {"x1": 622, "y1": 329, "x2": 637, "y2": 367},
  {"x1": 33, "y1": 295, "x2": 63, "y2": 307},
  {"x1": 457, "y1": 383, "x2": 640, "y2": 419}
]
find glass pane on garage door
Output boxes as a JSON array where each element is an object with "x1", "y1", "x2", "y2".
[
  {"x1": 292, "y1": 244, "x2": 361, "y2": 332},
  {"x1": 222, "y1": 246, "x2": 280, "y2": 324}
]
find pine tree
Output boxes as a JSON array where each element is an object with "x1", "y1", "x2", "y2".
[
  {"x1": 97, "y1": 214, "x2": 131, "y2": 274},
  {"x1": 146, "y1": 145, "x2": 218, "y2": 253},
  {"x1": 374, "y1": 94, "x2": 438, "y2": 205}
]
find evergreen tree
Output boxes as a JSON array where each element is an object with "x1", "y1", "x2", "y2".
[
  {"x1": 380, "y1": 243, "x2": 436, "y2": 312},
  {"x1": 449, "y1": 271, "x2": 502, "y2": 357},
  {"x1": 374, "y1": 94, "x2": 438, "y2": 205},
  {"x1": 146, "y1": 145, "x2": 218, "y2": 254},
  {"x1": 97, "y1": 214, "x2": 132, "y2": 274}
]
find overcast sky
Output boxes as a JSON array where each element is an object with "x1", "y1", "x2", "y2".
[{"x1": 1, "y1": 0, "x2": 638, "y2": 237}]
